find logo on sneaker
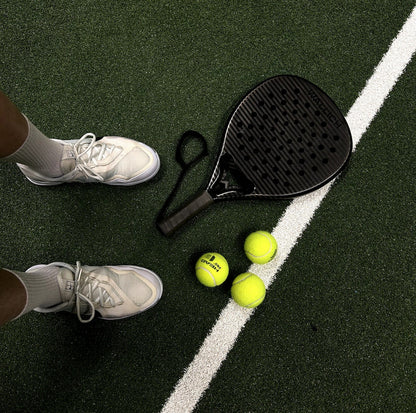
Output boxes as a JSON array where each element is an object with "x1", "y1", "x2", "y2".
[{"x1": 65, "y1": 281, "x2": 74, "y2": 291}]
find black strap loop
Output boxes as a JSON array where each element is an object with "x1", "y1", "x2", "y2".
[
  {"x1": 156, "y1": 131, "x2": 209, "y2": 224},
  {"x1": 175, "y1": 130, "x2": 208, "y2": 169}
]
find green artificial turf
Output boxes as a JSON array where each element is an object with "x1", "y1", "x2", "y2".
[{"x1": 0, "y1": 1, "x2": 415, "y2": 412}]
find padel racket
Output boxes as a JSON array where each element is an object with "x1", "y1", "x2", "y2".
[{"x1": 157, "y1": 75, "x2": 352, "y2": 236}]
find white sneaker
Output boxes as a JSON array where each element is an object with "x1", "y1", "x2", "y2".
[
  {"x1": 17, "y1": 133, "x2": 160, "y2": 186},
  {"x1": 27, "y1": 261, "x2": 163, "y2": 323}
]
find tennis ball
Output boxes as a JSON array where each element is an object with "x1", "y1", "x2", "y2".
[
  {"x1": 195, "y1": 253, "x2": 229, "y2": 287},
  {"x1": 231, "y1": 272, "x2": 266, "y2": 308},
  {"x1": 244, "y1": 231, "x2": 277, "y2": 264}
]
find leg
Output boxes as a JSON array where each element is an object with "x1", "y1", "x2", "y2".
[
  {"x1": 0, "y1": 90, "x2": 65, "y2": 176},
  {"x1": 0, "y1": 262, "x2": 162, "y2": 325},
  {"x1": 0, "y1": 266, "x2": 63, "y2": 326},
  {"x1": 0, "y1": 90, "x2": 28, "y2": 157},
  {"x1": 0, "y1": 269, "x2": 27, "y2": 326},
  {"x1": 0, "y1": 89, "x2": 160, "y2": 185}
]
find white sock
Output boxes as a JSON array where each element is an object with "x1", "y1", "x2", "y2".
[
  {"x1": 3, "y1": 115, "x2": 65, "y2": 177},
  {"x1": 10, "y1": 267, "x2": 63, "y2": 319}
]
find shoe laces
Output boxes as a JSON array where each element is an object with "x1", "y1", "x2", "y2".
[
  {"x1": 71, "y1": 261, "x2": 115, "y2": 323},
  {"x1": 73, "y1": 133, "x2": 118, "y2": 181}
]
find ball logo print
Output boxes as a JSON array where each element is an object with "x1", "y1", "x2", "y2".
[{"x1": 195, "y1": 253, "x2": 229, "y2": 287}]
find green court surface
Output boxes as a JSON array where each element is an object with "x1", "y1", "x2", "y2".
[{"x1": 1, "y1": 1, "x2": 415, "y2": 412}]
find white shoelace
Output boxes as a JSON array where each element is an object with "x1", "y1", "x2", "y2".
[
  {"x1": 33, "y1": 261, "x2": 117, "y2": 323},
  {"x1": 72, "y1": 133, "x2": 117, "y2": 182},
  {"x1": 52, "y1": 261, "x2": 113, "y2": 323}
]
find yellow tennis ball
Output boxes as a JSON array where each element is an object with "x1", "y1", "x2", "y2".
[
  {"x1": 231, "y1": 272, "x2": 266, "y2": 308},
  {"x1": 244, "y1": 231, "x2": 277, "y2": 264},
  {"x1": 195, "y1": 253, "x2": 229, "y2": 287}
]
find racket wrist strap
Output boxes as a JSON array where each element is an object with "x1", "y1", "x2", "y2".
[{"x1": 156, "y1": 130, "x2": 209, "y2": 236}]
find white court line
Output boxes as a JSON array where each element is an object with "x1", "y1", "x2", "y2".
[{"x1": 161, "y1": 6, "x2": 416, "y2": 412}]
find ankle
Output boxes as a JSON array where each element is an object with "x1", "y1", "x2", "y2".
[
  {"x1": 0, "y1": 269, "x2": 27, "y2": 325},
  {"x1": 9, "y1": 267, "x2": 62, "y2": 319},
  {"x1": 5, "y1": 116, "x2": 65, "y2": 177}
]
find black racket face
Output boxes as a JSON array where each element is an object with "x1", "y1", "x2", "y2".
[{"x1": 208, "y1": 75, "x2": 352, "y2": 200}]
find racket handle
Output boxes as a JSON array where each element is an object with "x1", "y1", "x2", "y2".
[{"x1": 157, "y1": 190, "x2": 214, "y2": 236}]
